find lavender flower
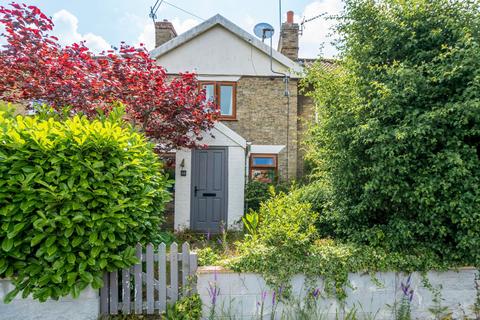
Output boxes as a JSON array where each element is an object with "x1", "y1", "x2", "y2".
[
  {"x1": 207, "y1": 281, "x2": 220, "y2": 305},
  {"x1": 312, "y1": 288, "x2": 321, "y2": 299},
  {"x1": 261, "y1": 290, "x2": 267, "y2": 303},
  {"x1": 206, "y1": 230, "x2": 211, "y2": 241},
  {"x1": 272, "y1": 290, "x2": 276, "y2": 305},
  {"x1": 400, "y1": 274, "x2": 414, "y2": 302},
  {"x1": 207, "y1": 270, "x2": 220, "y2": 319}
]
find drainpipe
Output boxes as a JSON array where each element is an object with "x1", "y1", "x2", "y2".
[
  {"x1": 244, "y1": 142, "x2": 252, "y2": 214},
  {"x1": 269, "y1": 35, "x2": 290, "y2": 181}
]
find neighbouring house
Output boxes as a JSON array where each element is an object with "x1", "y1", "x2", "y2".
[{"x1": 151, "y1": 11, "x2": 326, "y2": 232}]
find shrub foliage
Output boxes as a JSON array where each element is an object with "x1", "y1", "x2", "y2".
[
  {"x1": 0, "y1": 112, "x2": 171, "y2": 301},
  {"x1": 303, "y1": 0, "x2": 480, "y2": 262}
]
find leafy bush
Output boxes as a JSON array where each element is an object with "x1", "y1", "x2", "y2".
[
  {"x1": 197, "y1": 247, "x2": 221, "y2": 266},
  {"x1": 165, "y1": 293, "x2": 202, "y2": 320},
  {"x1": 244, "y1": 180, "x2": 291, "y2": 212},
  {"x1": 231, "y1": 191, "x2": 458, "y2": 299},
  {"x1": 302, "y1": 0, "x2": 480, "y2": 262},
  {"x1": 0, "y1": 112, "x2": 171, "y2": 301},
  {"x1": 244, "y1": 181, "x2": 273, "y2": 212},
  {"x1": 296, "y1": 181, "x2": 339, "y2": 238},
  {"x1": 231, "y1": 192, "x2": 318, "y2": 289}
]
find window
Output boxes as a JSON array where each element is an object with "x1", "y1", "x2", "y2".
[
  {"x1": 249, "y1": 154, "x2": 277, "y2": 183},
  {"x1": 200, "y1": 82, "x2": 236, "y2": 120}
]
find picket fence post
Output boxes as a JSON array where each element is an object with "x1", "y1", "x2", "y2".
[{"x1": 99, "y1": 242, "x2": 198, "y2": 316}]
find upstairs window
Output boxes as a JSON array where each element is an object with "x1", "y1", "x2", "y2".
[
  {"x1": 200, "y1": 82, "x2": 236, "y2": 120},
  {"x1": 250, "y1": 154, "x2": 277, "y2": 183}
]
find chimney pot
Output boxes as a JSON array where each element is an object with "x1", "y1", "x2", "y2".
[
  {"x1": 278, "y1": 10, "x2": 299, "y2": 61},
  {"x1": 287, "y1": 11, "x2": 294, "y2": 23}
]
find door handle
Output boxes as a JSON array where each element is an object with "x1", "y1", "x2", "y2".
[{"x1": 194, "y1": 186, "x2": 198, "y2": 197}]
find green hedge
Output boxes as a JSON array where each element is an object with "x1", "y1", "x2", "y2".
[
  {"x1": 0, "y1": 113, "x2": 171, "y2": 301},
  {"x1": 302, "y1": 0, "x2": 480, "y2": 262}
]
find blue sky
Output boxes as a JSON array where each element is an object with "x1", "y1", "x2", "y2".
[{"x1": 3, "y1": 0, "x2": 344, "y2": 58}]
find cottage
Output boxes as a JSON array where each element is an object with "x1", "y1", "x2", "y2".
[{"x1": 151, "y1": 11, "x2": 320, "y2": 232}]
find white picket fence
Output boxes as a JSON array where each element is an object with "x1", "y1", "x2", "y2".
[{"x1": 100, "y1": 242, "x2": 197, "y2": 315}]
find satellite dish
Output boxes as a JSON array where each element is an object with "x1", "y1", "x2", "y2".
[{"x1": 253, "y1": 22, "x2": 274, "y2": 41}]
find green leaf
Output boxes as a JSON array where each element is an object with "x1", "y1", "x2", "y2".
[
  {"x1": 46, "y1": 245, "x2": 57, "y2": 256},
  {"x1": 64, "y1": 228, "x2": 74, "y2": 238},
  {"x1": 4, "y1": 288, "x2": 20, "y2": 303},
  {"x1": 91, "y1": 276, "x2": 104, "y2": 289},
  {"x1": 88, "y1": 232, "x2": 98, "y2": 244},
  {"x1": 51, "y1": 274, "x2": 62, "y2": 284},
  {"x1": 30, "y1": 234, "x2": 46, "y2": 246},
  {"x1": 71, "y1": 284, "x2": 80, "y2": 299},
  {"x1": 67, "y1": 253, "x2": 76, "y2": 264},
  {"x1": 72, "y1": 237, "x2": 83, "y2": 247},
  {"x1": 45, "y1": 235, "x2": 57, "y2": 247},
  {"x1": 80, "y1": 271, "x2": 93, "y2": 283},
  {"x1": 2, "y1": 238, "x2": 14, "y2": 252}
]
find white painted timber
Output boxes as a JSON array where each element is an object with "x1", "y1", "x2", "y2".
[
  {"x1": 174, "y1": 123, "x2": 246, "y2": 231},
  {"x1": 197, "y1": 75, "x2": 241, "y2": 82},
  {"x1": 196, "y1": 267, "x2": 479, "y2": 320},
  {"x1": 0, "y1": 280, "x2": 99, "y2": 320},
  {"x1": 249, "y1": 145, "x2": 285, "y2": 154}
]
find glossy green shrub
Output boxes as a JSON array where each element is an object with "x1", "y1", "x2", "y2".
[{"x1": 0, "y1": 113, "x2": 171, "y2": 302}]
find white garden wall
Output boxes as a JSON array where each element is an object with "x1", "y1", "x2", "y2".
[
  {"x1": 0, "y1": 279, "x2": 99, "y2": 320},
  {"x1": 197, "y1": 266, "x2": 479, "y2": 320}
]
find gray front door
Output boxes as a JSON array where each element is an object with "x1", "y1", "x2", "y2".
[{"x1": 191, "y1": 147, "x2": 228, "y2": 232}]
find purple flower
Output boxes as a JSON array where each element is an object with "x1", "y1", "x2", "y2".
[
  {"x1": 207, "y1": 270, "x2": 220, "y2": 306},
  {"x1": 312, "y1": 288, "x2": 321, "y2": 299},
  {"x1": 207, "y1": 281, "x2": 220, "y2": 305},
  {"x1": 400, "y1": 274, "x2": 414, "y2": 302},
  {"x1": 272, "y1": 290, "x2": 276, "y2": 305},
  {"x1": 261, "y1": 290, "x2": 267, "y2": 302},
  {"x1": 278, "y1": 285, "x2": 284, "y2": 297},
  {"x1": 206, "y1": 230, "x2": 211, "y2": 241}
]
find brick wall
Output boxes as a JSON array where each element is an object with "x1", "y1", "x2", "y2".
[{"x1": 222, "y1": 76, "x2": 299, "y2": 181}]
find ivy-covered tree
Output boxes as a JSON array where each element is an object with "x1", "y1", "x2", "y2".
[
  {"x1": 304, "y1": 0, "x2": 480, "y2": 262},
  {"x1": 0, "y1": 3, "x2": 218, "y2": 151}
]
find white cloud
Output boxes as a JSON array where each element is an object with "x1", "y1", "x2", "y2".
[
  {"x1": 171, "y1": 17, "x2": 200, "y2": 35},
  {"x1": 0, "y1": 23, "x2": 6, "y2": 46},
  {"x1": 136, "y1": 17, "x2": 200, "y2": 50},
  {"x1": 298, "y1": 0, "x2": 344, "y2": 58},
  {"x1": 52, "y1": 9, "x2": 111, "y2": 53},
  {"x1": 137, "y1": 22, "x2": 155, "y2": 49}
]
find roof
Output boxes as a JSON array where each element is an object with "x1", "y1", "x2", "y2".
[
  {"x1": 297, "y1": 58, "x2": 337, "y2": 71},
  {"x1": 150, "y1": 14, "x2": 303, "y2": 75}
]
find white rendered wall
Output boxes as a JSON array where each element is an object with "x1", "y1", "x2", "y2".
[
  {"x1": 226, "y1": 146, "x2": 245, "y2": 229},
  {"x1": 156, "y1": 25, "x2": 291, "y2": 77},
  {"x1": 174, "y1": 124, "x2": 246, "y2": 231},
  {"x1": 174, "y1": 148, "x2": 192, "y2": 230},
  {"x1": 197, "y1": 267, "x2": 478, "y2": 320},
  {"x1": 0, "y1": 280, "x2": 99, "y2": 320}
]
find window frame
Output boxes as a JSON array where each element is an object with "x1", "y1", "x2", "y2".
[
  {"x1": 199, "y1": 81, "x2": 237, "y2": 121},
  {"x1": 249, "y1": 153, "x2": 278, "y2": 183}
]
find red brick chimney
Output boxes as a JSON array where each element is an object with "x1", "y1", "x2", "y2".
[
  {"x1": 277, "y1": 10, "x2": 299, "y2": 61},
  {"x1": 155, "y1": 19, "x2": 177, "y2": 47}
]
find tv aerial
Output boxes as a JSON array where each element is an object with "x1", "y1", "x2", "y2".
[{"x1": 253, "y1": 22, "x2": 275, "y2": 42}]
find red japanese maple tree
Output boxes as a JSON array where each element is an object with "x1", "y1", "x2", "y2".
[{"x1": 0, "y1": 2, "x2": 218, "y2": 150}]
